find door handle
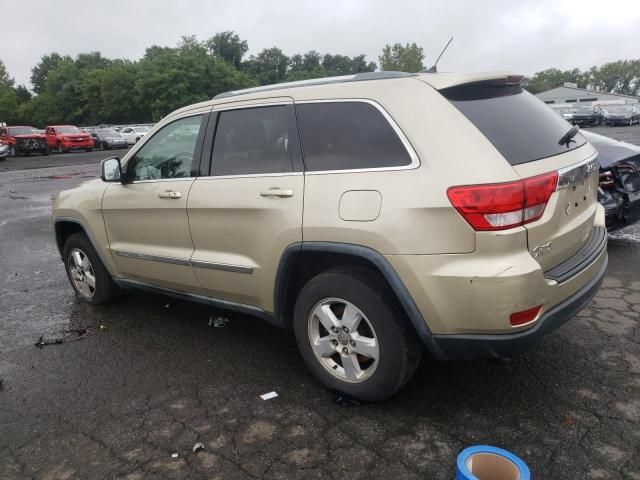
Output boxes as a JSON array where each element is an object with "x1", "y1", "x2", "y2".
[
  {"x1": 158, "y1": 191, "x2": 182, "y2": 199},
  {"x1": 260, "y1": 188, "x2": 294, "y2": 198}
]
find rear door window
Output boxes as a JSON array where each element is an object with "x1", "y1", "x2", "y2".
[
  {"x1": 211, "y1": 105, "x2": 295, "y2": 176},
  {"x1": 442, "y1": 83, "x2": 587, "y2": 165},
  {"x1": 295, "y1": 101, "x2": 412, "y2": 171}
]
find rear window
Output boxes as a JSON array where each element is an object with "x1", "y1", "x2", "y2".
[
  {"x1": 296, "y1": 102, "x2": 412, "y2": 171},
  {"x1": 442, "y1": 83, "x2": 587, "y2": 166}
]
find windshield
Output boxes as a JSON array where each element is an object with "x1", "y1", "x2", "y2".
[
  {"x1": 608, "y1": 106, "x2": 632, "y2": 114},
  {"x1": 134, "y1": 126, "x2": 150, "y2": 133},
  {"x1": 576, "y1": 107, "x2": 594, "y2": 113},
  {"x1": 57, "y1": 126, "x2": 83, "y2": 134},
  {"x1": 98, "y1": 129, "x2": 121, "y2": 138},
  {"x1": 8, "y1": 126, "x2": 39, "y2": 136}
]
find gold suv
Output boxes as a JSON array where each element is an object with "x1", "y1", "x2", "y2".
[{"x1": 53, "y1": 72, "x2": 607, "y2": 401}]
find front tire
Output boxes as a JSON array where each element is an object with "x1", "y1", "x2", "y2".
[
  {"x1": 62, "y1": 232, "x2": 122, "y2": 304},
  {"x1": 41, "y1": 147, "x2": 49, "y2": 156},
  {"x1": 293, "y1": 267, "x2": 422, "y2": 402}
]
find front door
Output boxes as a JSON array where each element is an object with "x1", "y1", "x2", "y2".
[
  {"x1": 187, "y1": 100, "x2": 304, "y2": 311},
  {"x1": 102, "y1": 112, "x2": 209, "y2": 292}
]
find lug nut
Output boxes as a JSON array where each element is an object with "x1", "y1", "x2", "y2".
[
  {"x1": 330, "y1": 327, "x2": 338, "y2": 334},
  {"x1": 331, "y1": 339, "x2": 338, "y2": 347},
  {"x1": 342, "y1": 347, "x2": 349, "y2": 355},
  {"x1": 342, "y1": 326, "x2": 349, "y2": 333},
  {"x1": 349, "y1": 340, "x2": 356, "y2": 347}
]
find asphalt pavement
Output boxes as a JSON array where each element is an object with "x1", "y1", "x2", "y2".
[{"x1": 1, "y1": 132, "x2": 640, "y2": 479}]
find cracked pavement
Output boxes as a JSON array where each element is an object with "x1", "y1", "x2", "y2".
[{"x1": 1, "y1": 144, "x2": 640, "y2": 479}]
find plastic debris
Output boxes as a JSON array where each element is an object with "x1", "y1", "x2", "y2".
[
  {"x1": 99, "y1": 324, "x2": 107, "y2": 331},
  {"x1": 164, "y1": 304, "x2": 170, "y2": 308},
  {"x1": 35, "y1": 329, "x2": 88, "y2": 348},
  {"x1": 209, "y1": 316, "x2": 229, "y2": 328},
  {"x1": 171, "y1": 453, "x2": 179, "y2": 459},
  {"x1": 192, "y1": 442, "x2": 205, "y2": 453},
  {"x1": 260, "y1": 391, "x2": 278, "y2": 401}
]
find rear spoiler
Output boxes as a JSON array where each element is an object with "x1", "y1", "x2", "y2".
[{"x1": 417, "y1": 71, "x2": 525, "y2": 90}]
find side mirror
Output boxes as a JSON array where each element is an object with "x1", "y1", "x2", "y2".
[{"x1": 101, "y1": 157, "x2": 122, "y2": 182}]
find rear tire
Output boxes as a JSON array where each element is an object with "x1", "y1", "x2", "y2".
[
  {"x1": 41, "y1": 147, "x2": 49, "y2": 156},
  {"x1": 62, "y1": 232, "x2": 123, "y2": 304},
  {"x1": 85, "y1": 147, "x2": 93, "y2": 152},
  {"x1": 293, "y1": 267, "x2": 422, "y2": 402}
]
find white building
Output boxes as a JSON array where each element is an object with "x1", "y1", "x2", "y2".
[{"x1": 535, "y1": 82, "x2": 639, "y2": 107}]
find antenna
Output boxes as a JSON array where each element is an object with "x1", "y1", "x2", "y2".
[{"x1": 424, "y1": 36, "x2": 453, "y2": 73}]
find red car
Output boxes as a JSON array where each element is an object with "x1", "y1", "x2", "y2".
[
  {"x1": 0, "y1": 125, "x2": 49, "y2": 157},
  {"x1": 45, "y1": 125, "x2": 93, "y2": 153}
]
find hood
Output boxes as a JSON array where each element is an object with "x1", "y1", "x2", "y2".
[
  {"x1": 14, "y1": 133, "x2": 46, "y2": 139},
  {"x1": 581, "y1": 130, "x2": 640, "y2": 168}
]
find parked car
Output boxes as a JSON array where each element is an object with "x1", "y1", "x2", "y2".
[
  {"x1": 53, "y1": 72, "x2": 607, "y2": 401},
  {"x1": 92, "y1": 129, "x2": 128, "y2": 150},
  {"x1": 581, "y1": 130, "x2": 640, "y2": 230},
  {"x1": 0, "y1": 140, "x2": 9, "y2": 160},
  {"x1": 45, "y1": 125, "x2": 93, "y2": 153},
  {"x1": 0, "y1": 125, "x2": 49, "y2": 156},
  {"x1": 120, "y1": 125, "x2": 150, "y2": 145},
  {"x1": 604, "y1": 105, "x2": 640, "y2": 126},
  {"x1": 571, "y1": 106, "x2": 603, "y2": 127}
]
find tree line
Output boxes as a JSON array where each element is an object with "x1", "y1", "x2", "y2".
[{"x1": 0, "y1": 31, "x2": 638, "y2": 127}]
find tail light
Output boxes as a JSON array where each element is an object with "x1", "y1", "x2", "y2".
[{"x1": 447, "y1": 172, "x2": 558, "y2": 231}]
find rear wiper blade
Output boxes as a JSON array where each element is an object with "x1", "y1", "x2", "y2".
[{"x1": 558, "y1": 125, "x2": 579, "y2": 147}]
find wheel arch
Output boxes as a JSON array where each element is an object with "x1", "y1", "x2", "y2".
[
  {"x1": 54, "y1": 217, "x2": 115, "y2": 276},
  {"x1": 274, "y1": 242, "x2": 445, "y2": 359}
]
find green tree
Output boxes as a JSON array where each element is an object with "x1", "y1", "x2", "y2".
[
  {"x1": 15, "y1": 85, "x2": 32, "y2": 104},
  {"x1": 30, "y1": 53, "x2": 64, "y2": 94},
  {"x1": 379, "y1": 43, "x2": 424, "y2": 72},
  {"x1": 205, "y1": 31, "x2": 248, "y2": 69},
  {"x1": 0, "y1": 60, "x2": 19, "y2": 124},
  {"x1": 525, "y1": 68, "x2": 587, "y2": 94},
  {"x1": 243, "y1": 47, "x2": 289, "y2": 85}
]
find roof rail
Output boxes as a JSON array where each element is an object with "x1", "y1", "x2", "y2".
[{"x1": 213, "y1": 71, "x2": 415, "y2": 100}]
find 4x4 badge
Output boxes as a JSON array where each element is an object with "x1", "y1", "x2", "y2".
[{"x1": 532, "y1": 242, "x2": 552, "y2": 258}]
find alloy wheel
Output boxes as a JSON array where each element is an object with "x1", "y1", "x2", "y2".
[
  {"x1": 307, "y1": 298, "x2": 379, "y2": 383},
  {"x1": 68, "y1": 248, "x2": 96, "y2": 298}
]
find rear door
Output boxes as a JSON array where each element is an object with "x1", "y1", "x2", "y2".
[
  {"x1": 438, "y1": 79, "x2": 599, "y2": 271},
  {"x1": 187, "y1": 98, "x2": 304, "y2": 310}
]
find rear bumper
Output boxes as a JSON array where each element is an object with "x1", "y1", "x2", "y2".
[{"x1": 430, "y1": 253, "x2": 607, "y2": 359}]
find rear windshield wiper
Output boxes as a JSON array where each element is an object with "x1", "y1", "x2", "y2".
[{"x1": 558, "y1": 125, "x2": 579, "y2": 147}]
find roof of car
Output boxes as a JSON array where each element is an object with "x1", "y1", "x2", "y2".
[
  {"x1": 166, "y1": 70, "x2": 523, "y2": 120},
  {"x1": 212, "y1": 70, "x2": 520, "y2": 100}
]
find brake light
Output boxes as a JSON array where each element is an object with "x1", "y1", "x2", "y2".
[
  {"x1": 510, "y1": 305, "x2": 542, "y2": 326},
  {"x1": 447, "y1": 172, "x2": 558, "y2": 231}
]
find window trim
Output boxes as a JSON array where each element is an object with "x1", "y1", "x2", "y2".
[
  {"x1": 295, "y1": 98, "x2": 420, "y2": 175},
  {"x1": 204, "y1": 101, "x2": 303, "y2": 179},
  {"x1": 125, "y1": 112, "x2": 208, "y2": 184}
]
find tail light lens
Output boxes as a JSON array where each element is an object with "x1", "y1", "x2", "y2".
[
  {"x1": 447, "y1": 172, "x2": 558, "y2": 231},
  {"x1": 510, "y1": 305, "x2": 542, "y2": 326}
]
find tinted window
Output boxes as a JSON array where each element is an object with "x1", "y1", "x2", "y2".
[
  {"x1": 296, "y1": 102, "x2": 411, "y2": 171},
  {"x1": 211, "y1": 106, "x2": 293, "y2": 176},
  {"x1": 129, "y1": 115, "x2": 203, "y2": 181},
  {"x1": 443, "y1": 84, "x2": 587, "y2": 166}
]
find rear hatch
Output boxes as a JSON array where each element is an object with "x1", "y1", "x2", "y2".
[{"x1": 425, "y1": 74, "x2": 599, "y2": 271}]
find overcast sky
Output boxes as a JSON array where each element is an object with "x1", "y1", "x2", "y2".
[{"x1": 3, "y1": 0, "x2": 640, "y2": 88}]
